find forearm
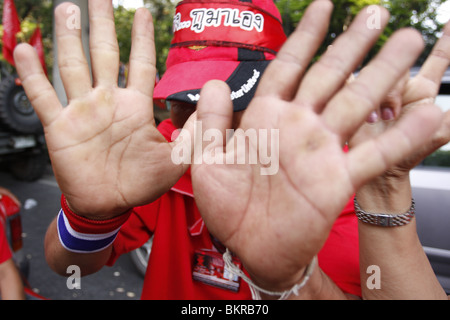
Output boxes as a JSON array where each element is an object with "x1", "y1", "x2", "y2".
[
  {"x1": 0, "y1": 259, "x2": 25, "y2": 300},
  {"x1": 356, "y1": 175, "x2": 447, "y2": 300},
  {"x1": 44, "y1": 217, "x2": 112, "y2": 277}
]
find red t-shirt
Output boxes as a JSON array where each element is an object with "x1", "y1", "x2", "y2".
[
  {"x1": 108, "y1": 119, "x2": 361, "y2": 299},
  {"x1": 318, "y1": 199, "x2": 361, "y2": 297}
]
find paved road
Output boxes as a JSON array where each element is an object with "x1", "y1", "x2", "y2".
[{"x1": 1, "y1": 164, "x2": 144, "y2": 300}]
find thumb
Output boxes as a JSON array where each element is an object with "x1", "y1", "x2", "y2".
[
  {"x1": 169, "y1": 111, "x2": 197, "y2": 170},
  {"x1": 194, "y1": 80, "x2": 234, "y2": 164},
  {"x1": 197, "y1": 80, "x2": 233, "y2": 139}
]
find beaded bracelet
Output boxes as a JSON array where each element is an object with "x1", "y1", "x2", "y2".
[{"x1": 223, "y1": 249, "x2": 317, "y2": 300}]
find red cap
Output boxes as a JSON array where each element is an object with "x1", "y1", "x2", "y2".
[{"x1": 153, "y1": 0, "x2": 286, "y2": 111}]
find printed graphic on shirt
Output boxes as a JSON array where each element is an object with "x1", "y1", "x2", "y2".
[{"x1": 193, "y1": 249, "x2": 241, "y2": 292}]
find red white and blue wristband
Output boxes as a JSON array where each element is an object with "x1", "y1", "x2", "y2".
[{"x1": 57, "y1": 195, "x2": 132, "y2": 253}]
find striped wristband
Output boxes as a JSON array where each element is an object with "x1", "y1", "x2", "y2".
[{"x1": 57, "y1": 195, "x2": 132, "y2": 253}]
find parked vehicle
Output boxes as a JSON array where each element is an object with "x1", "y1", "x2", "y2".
[
  {"x1": 130, "y1": 236, "x2": 153, "y2": 277},
  {"x1": 0, "y1": 62, "x2": 48, "y2": 182},
  {"x1": 411, "y1": 67, "x2": 450, "y2": 294}
]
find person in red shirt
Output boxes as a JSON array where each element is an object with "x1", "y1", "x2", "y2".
[
  {"x1": 0, "y1": 188, "x2": 25, "y2": 300},
  {"x1": 14, "y1": 0, "x2": 449, "y2": 300},
  {"x1": 86, "y1": 0, "x2": 361, "y2": 299}
]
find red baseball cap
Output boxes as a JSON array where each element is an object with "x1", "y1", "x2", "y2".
[{"x1": 153, "y1": 0, "x2": 287, "y2": 111}]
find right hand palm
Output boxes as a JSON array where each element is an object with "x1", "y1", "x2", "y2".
[
  {"x1": 42, "y1": 86, "x2": 178, "y2": 218},
  {"x1": 14, "y1": 2, "x2": 187, "y2": 217}
]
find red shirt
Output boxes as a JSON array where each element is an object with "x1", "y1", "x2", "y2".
[
  {"x1": 318, "y1": 199, "x2": 361, "y2": 297},
  {"x1": 108, "y1": 119, "x2": 361, "y2": 299}
]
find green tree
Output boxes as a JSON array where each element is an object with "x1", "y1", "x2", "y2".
[
  {"x1": 275, "y1": 0, "x2": 446, "y2": 65},
  {"x1": 114, "y1": 0, "x2": 175, "y2": 76},
  {"x1": 143, "y1": 0, "x2": 175, "y2": 76},
  {"x1": 383, "y1": 0, "x2": 445, "y2": 63},
  {"x1": 114, "y1": 5, "x2": 135, "y2": 65}
]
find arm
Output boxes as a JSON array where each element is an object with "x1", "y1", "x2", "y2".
[
  {"x1": 352, "y1": 21, "x2": 450, "y2": 299},
  {"x1": 0, "y1": 259, "x2": 25, "y2": 300},
  {"x1": 356, "y1": 178, "x2": 448, "y2": 300},
  {"x1": 44, "y1": 217, "x2": 112, "y2": 276}
]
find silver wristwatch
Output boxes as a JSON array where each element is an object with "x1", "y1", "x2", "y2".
[{"x1": 354, "y1": 198, "x2": 415, "y2": 227}]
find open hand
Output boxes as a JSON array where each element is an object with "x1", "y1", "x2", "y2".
[
  {"x1": 191, "y1": 1, "x2": 443, "y2": 292},
  {"x1": 14, "y1": 1, "x2": 191, "y2": 218}
]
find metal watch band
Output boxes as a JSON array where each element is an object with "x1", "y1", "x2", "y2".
[{"x1": 353, "y1": 198, "x2": 415, "y2": 227}]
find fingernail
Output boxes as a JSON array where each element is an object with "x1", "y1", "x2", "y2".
[
  {"x1": 381, "y1": 108, "x2": 394, "y2": 121},
  {"x1": 367, "y1": 111, "x2": 378, "y2": 124}
]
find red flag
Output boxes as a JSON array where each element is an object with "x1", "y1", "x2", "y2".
[
  {"x1": 2, "y1": 0, "x2": 21, "y2": 66},
  {"x1": 29, "y1": 26, "x2": 47, "y2": 75}
]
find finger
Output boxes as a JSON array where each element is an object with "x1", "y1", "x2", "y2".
[
  {"x1": 195, "y1": 80, "x2": 233, "y2": 163},
  {"x1": 88, "y1": 0, "x2": 120, "y2": 87},
  {"x1": 255, "y1": 0, "x2": 333, "y2": 101},
  {"x1": 296, "y1": 6, "x2": 389, "y2": 112},
  {"x1": 404, "y1": 22, "x2": 450, "y2": 105},
  {"x1": 127, "y1": 8, "x2": 157, "y2": 98},
  {"x1": 378, "y1": 71, "x2": 409, "y2": 121},
  {"x1": 348, "y1": 104, "x2": 442, "y2": 189},
  {"x1": 429, "y1": 109, "x2": 450, "y2": 152},
  {"x1": 55, "y1": 2, "x2": 92, "y2": 100},
  {"x1": 418, "y1": 22, "x2": 450, "y2": 85},
  {"x1": 353, "y1": 67, "x2": 408, "y2": 123},
  {"x1": 322, "y1": 29, "x2": 424, "y2": 141},
  {"x1": 170, "y1": 111, "x2": 197, "y2": 169},
  {"x1": 14, "y1": 44, "x2": 62, "y2": 127}
]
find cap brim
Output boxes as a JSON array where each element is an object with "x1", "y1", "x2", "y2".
[
  {"x1": 153, "y1": 60, "x2": 238, "y2": 100},
  {"x1": 154, "y1": 60, "x2": 270, "y2": 112}
]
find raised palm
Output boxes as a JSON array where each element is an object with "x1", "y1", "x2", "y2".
[
  {"x1": 191, "y1": 2, "x2": 444, "y2": 291},
  {"x1": 14, "y1": 2, "x2": 189, "y2": 217}
]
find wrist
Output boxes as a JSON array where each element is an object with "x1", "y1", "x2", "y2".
[
  {"x1": 254, "y1": 266, "x2": 308, "y2": 300},
  {"x1": 61, "y1": 194, "x2": 131, "y2": 230},
  {"x1": 356, "y1": 174, "x2": 412, "y2": 213},
  {"x1": 223, "y1": 249, "x2": 317, "y2": 300},
  {"x1": 258, "y1": 264, "x2": 320, "y2": 300},
  {"x1": 58, "y1": 194, "x2": 132, "y2": 253},
  {"x1": 64, "y1": 195, "x2": 130, "y2": 221}
]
